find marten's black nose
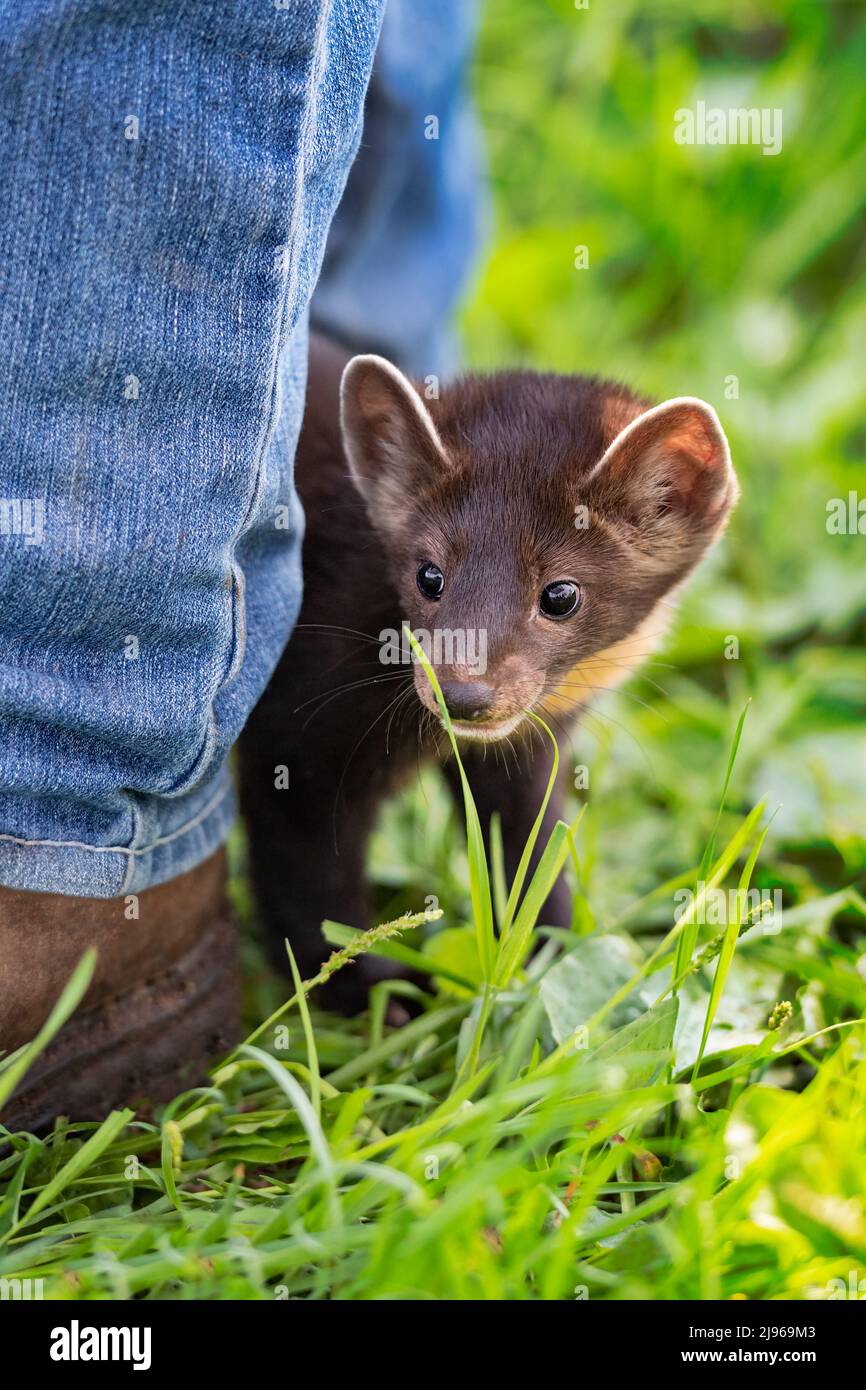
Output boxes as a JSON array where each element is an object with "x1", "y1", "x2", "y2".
[{"x1": 440, "y1": 681, "x2": 494, "y2": 722}]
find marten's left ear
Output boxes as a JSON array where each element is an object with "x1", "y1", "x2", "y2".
[
  {"x1": 340, "y1": 355, "x2": 452, "y2": 516},
  {"x1": 587, "y1": 396, "x2": 739, "y2": 556}
]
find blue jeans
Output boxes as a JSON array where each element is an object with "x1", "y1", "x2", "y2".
[{"x1": 0, "y1": 0, "x2": 480, "y2": 898}]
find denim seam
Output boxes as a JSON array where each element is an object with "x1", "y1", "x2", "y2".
[
  {"x1": 0, "y1": 779, "x2": 231, "y2": 861},
  {"x1": 119, "y1": 795, "x2": 147, "y2": 892},
  {"x1": 229, "y1": 0, "x2": 333, "y2": 552},
  {"x1": 157, "y1": 4, "x2": 331, "y2": 806}
]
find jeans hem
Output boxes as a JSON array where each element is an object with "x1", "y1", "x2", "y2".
[{"x1": 0, "y1": 778, "x2": 237, "y2": 899}]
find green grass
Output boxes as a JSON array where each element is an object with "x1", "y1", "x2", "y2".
[
  {"x1": 1, "y1": 686, "x2": 864, "y2": 1300},
  {"x1": 2, "y1": 0, "x2": 865, "y2": 1300}
]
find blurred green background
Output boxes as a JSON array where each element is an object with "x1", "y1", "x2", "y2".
[{"x1": 373, "y1": 0, "x2": 866, "y2": 913}]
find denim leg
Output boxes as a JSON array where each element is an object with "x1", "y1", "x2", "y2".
[
  {"x1": 311, "y1": 0, "x2": 484, "y2": 377},
  {"x1": 0, "y1": 0, "x2": 386, "y2": 896}
]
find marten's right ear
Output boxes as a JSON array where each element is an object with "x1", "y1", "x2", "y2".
[{"x1": 340, "y1": 355, "x2": 452, "y2": 515}]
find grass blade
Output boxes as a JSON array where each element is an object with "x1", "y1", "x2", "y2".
[
  {"x1": 405, "y1": 625, "x2": 496, "y2": 979},
  {"x1": 494, "y1": 811, "x2": 584, "y2": 987},
  {"x1": 498, "y1": 712, "x2": 560, "y2": 938},
  {"x1": 286, "y1": 937, "x2": 322, "y2": 1121},
  {"x1": 7, "y1": 1107, "x2": 133, "y2": 1236},
  {"x1": 674, "y1": 699, "x2": 750, "y2": 984},
  {"x1": 690, "y1": 820, "x2": 770, "y2": 1081},
  {"x1": 0, "y1": 949, "x2": 96, "y2": 1113}
]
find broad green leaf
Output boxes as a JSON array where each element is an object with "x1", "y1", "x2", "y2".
[
  {"x1": 591, "y1": 998, "x2": 680, "y2": 1090},
  {"x1": 540, "y1": 935, "x2": 656, "y2": 1045},
  {"x1": 422, "y1": 926, "x2": 484, "y2": 997}
]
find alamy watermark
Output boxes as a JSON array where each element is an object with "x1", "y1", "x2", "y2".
[
  {"x1": 674, "y1": 101, "x2": 783, "y2": 156},
  {"x1": 826, "y1": 492, "x2": 866, "y2": 535},
  {"x1": 49, "y1": 1321, "x2": 152, "y2": 1370},
  {"x1": 1, "y1": 1276, "x2": 44, "y2": 1300},
  {"x1": 825, "y1": 1271, "x2": 866, "y2": 1300},
  {"x1": 379, "y1": 624, "x2": 488, "y2": 676},
  {"x1": 0, "y1": 496, "x2": 44, "y2": 546},
  {"x1": 674, "y1": 883, "x2": 783, "y2": 934}
]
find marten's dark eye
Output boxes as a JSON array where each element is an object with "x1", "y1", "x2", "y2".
[
  {"x1": 540, "y1": 580, "x2": 581, "y2": 619},
  {"x1": 417, "y1": 561, "x2": 445, "y2": 600}
]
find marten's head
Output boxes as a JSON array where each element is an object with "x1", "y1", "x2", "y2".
[{"x1": 341, "y1": 356, "x2": 739, "y2": 741}]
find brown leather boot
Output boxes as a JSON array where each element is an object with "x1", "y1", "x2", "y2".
[{"x1": 0, "y1": 848, "x2": 240, "y2": 1133}]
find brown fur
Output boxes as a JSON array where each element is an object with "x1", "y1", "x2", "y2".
[{"x1": 238, "y1": 335, "x2": 738, "y2": 1010}]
